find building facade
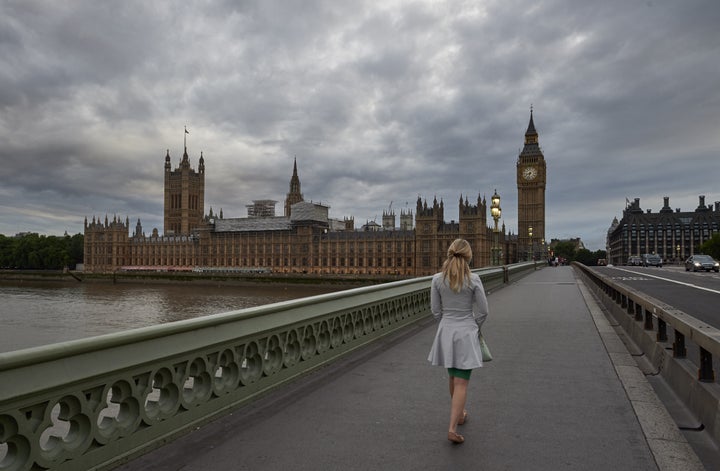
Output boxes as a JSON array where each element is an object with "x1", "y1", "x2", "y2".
[
  {"x1": 163, "y1": 147, "x2": 205, "y2": 235},
  {"x1": 607, "y1": 196, "x2": 720, "y2": 265},
  {"x1": 84, "y1": 187, "x2": 503, "y2": 276},
  {"x1": 83, "y1": 117, "x2": 544, "y2": 275},
  {"x1": 516, "y1": 109, "x2": 547, "y2": 261}
]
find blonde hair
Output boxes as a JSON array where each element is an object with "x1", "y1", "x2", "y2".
[{"x1": 441, "y1": 239, "x2": 472, "y2": 292}]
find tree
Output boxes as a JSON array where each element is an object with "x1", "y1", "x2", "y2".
[
  {"x1": 552, "y1": 241, "x2": 577, "y2": 261},
  {"x1": 0, "y1": 235, "x2": 12, "y2": 267},
  {"x1": 575, "y1": 249, "x2": 607, "y2": 266},
  {"x1": 0, "y1": 233, "x2": 84, "y2": 269},
  {"x1": 698, "y1": 234, "x2": 720, "y2": 260}
]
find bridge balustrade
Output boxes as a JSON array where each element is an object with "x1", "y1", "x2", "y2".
[
  {"x1": 0, "y1": 262, "x2": 535, "y2": 471},
  {"x1": 574, "y1": 263, "x2": 720, "y2": 444}
]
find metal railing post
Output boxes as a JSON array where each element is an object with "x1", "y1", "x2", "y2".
[
  {"x1": 657, "y1": 319, "x2": 667, "y2": 342},
  {"x1": 644, "y1": 309, "x2": 653, "y2": 331},
  {"x1": 673, "y1": 330, "x2": 687, "y2": 358},
  {"x1": 699, "y1": 348, "x2": 715, "y2": 382},
  {"x1": 634, "y1": 303, "x2": 643, "y2": 322}
]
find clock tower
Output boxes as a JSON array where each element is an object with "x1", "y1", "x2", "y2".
[{"x1": 517, "y1": 108, "x2": 546, "y2": 260}]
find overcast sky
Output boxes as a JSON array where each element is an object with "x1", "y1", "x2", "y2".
[{"x1": 1, "y1": 0, "x2": 719, "y2": 251}]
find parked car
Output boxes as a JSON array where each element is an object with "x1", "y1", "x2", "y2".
[
  {"x1": 597, "y1": 258, "x2": 607, "y2": 266},
  {"x1": 684, "y1": 254, "x2": 720, "y2": 272},
  {"x1": 641, "y1": 253, "x2": 662, "y2": 267},
  {"x1": 627, "y1": 256, "x2": 642, "y2": 266}
]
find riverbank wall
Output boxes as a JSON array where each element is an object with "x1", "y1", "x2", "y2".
[{"x1": 0, "y1": 270, "x2": 400, "y2": 288}]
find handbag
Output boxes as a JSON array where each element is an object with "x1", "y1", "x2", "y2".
[{"x1": 478, "y1": 332, "x2": 492, "y2": 362}]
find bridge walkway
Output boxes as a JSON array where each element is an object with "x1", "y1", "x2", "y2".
[{"x1": 116, "y1": 266, "x2": 704, "y2": 471}]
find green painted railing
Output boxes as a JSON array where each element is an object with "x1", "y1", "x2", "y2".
[{"x1": 0, "y1": 263, "x2": 537, "y2": 471}]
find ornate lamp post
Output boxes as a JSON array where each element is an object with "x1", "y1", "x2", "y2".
[
  {"x1": 528, "y1": 226, "x2": 533, "y2": 261},
  {"x1": 490, "y1": 190, "x2": 501, "y2": 266},
  {"x1": 547, "y1": 241, "x2": 551, "y2": 264}
]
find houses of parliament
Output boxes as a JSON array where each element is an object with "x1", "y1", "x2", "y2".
[{"x1": 83, "y1": 112, "x2": 547, "y2": 276}]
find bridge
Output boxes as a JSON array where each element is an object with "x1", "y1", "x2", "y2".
[{"x1": 1, "y1": 263, "x2": 717, "y2": 470}]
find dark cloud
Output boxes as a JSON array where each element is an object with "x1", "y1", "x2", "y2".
[{"x1": 1, "y1": 0, "x2": 719, "y2": 250}]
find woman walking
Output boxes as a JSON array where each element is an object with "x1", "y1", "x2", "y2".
[{"x1": 427, "y1": 239, "x2": 490, "y2": 444}]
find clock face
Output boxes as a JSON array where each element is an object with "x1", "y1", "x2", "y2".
[{"x1": 522, "y1": 166, "x2": 538, "y2": 180}]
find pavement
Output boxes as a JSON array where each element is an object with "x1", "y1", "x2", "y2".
[{"x1": 115, "y1": 266, "x2": 705, "y2": 471}]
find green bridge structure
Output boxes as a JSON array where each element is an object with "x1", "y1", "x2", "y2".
[{"x1": 1, "y1": 263, "x2": 718, "y2": 470}]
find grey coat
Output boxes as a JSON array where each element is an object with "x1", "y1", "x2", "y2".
[{"x1": 427, "y1": 272, "x2": 489, "y2": 369}]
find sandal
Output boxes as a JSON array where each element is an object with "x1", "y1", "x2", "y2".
[
  {"x1": 458, "y1": 410, "x2": 468, "y2": 426},
  {"x1": 448, "y1": 431, "x2": 465, "y2": 444}
]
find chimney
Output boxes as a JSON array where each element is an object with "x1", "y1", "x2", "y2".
[
  {"x1": 699, "y1": 195, "x2": 706, "y2": 207},
  {"x1": 663, "y1": 196, "x2": 669, "y2": 207},
  {"x1": 715, "y1": 201, "x2": 720, "y2": 212}
]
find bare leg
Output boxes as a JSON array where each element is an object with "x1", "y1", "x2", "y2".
[
  {"x1": 449, "y1": 375, "x2": 468, "y2": 425},
  {"x1": 448, "y1": 377, "x2": 468, "y2": 433}
]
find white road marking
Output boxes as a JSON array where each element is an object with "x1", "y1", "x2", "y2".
[{"x1": 612, "y1": 267, "x2": 720, "y2": 295}]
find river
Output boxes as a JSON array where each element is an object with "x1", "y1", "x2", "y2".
[{"x1": 0, "y1": 281, "x2": 346, "y2": 353}]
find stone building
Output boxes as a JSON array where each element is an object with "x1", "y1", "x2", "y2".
[
  {"x1": 163, "y1": 146, "x2": 205, "y2": 235},
  {"x1": 83, "y1": 175, "x2": 498, "y2": 276},
  {"x1": 84, "y1": 113, "x2": 546, "y2": 275},
  {"x1": 516, "y1": 108, "x2": 547, "y2": 261},
  {"x1": 607, "y1": 196, "x2": 720, "y2": 265}
]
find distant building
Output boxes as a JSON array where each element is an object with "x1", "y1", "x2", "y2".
[
  {"x1": 163, "y1": 147, "x2": 204, "y2": 235},
  {"x1": 382, "y1": 210, "x2": 395, "y2": 231},
  {"x1": 607, "y1": 196, "x2": 720, "y2": 265},
  {"x1": 516, "y1": 108, "x2": 547, "y2": 261},
  {"x1": 83, "y1": 113, "x2": 546, "y2": 275},
  {"x1": 246, "y1": 200, "x2": 277, "y2": 218},
  {"x1": 400, "y1": 210, "x2": 414, "y2": 231},
  {"x1": 606, "y1": 217, "x2": 620, "y2": 258}
]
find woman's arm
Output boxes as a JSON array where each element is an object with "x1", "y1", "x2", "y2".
[
  {"x1": 472, "y1": 276, "x2": 489, "y2": 327},
  {"x1": 430, "y1": 276, "x2": 443, "y2": 321}
]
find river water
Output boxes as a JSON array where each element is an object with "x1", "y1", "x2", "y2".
[{"x1": 0, "y1": 281, "x2": 346, "y2": 353}]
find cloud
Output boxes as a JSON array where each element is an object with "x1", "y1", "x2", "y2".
[{"x1": 1, "y1": 0, "x2": 719, "y2": 251}]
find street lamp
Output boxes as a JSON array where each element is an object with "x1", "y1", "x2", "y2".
[
  {"x1": 528, "y1": 226, "x2": 533, "y2": 262},
  {"x1": 547, "y1": 241, "x2": 551, "y2": 264},
  {"x1": 490, "y1": 190, "x2": 501, "y2": 266}
]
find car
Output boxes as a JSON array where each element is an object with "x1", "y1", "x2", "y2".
[
  {"x1": 627, "y1": 256, "x2": 642, "y2": 266},
  {"x1": 641, "y1": 253, "x2": 662, "y2": 267},
  {"x1": 597, "y1": 258, "x2": 607, "y2": 266},
  {"x1": 684, "y1": 254, "x2": 720, "y2": 272}
]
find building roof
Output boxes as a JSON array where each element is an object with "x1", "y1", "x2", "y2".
[
  {"x1": 325, "y1": 230, "x2": 415, "y2": 240},
  {"x1": 214, "y1": 217, "x2": 292, "y2": 232},
  {"x1": 525, "y1": 109, "x2": 537, "y2": 136},
  {"x1": 290, "y1": 201, "x2": 329, "y2": 223},
  {"x1": 212, "y1": 201, "x2": 331, "y2": 232}
]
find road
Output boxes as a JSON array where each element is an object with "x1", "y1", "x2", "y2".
[{"x1": 593, "y1": 264, "x2": 720, "y2": 329}]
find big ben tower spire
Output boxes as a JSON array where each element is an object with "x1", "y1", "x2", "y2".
[{"x1": 516, "y1": 107, "x2": 547, "y2": 261}]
